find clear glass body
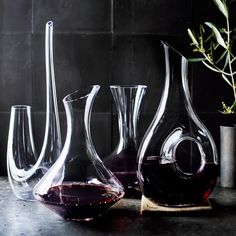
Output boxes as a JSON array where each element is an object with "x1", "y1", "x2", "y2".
[
  {"x1": 7, "y1": 105, "x2": 42, "y2": 200},
  {"x1": 7, "y1": 21, "x2": 62, "y2": 201},
  {"x1": 34, "y1": 85, "x2": 124, "y2": 221},
  {"x1": 103, "y1": 85, "x2": 146, "y2": 197},
  {"x1": 137, "y1": 41, "x2": 218, "y2": 207}
]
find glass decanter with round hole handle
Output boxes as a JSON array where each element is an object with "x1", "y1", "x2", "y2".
[{"x1": 137, "y1": 41, "x2": 218, "y2": 207}]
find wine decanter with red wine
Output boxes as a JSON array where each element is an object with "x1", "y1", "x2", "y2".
[
  {"x1": 34, "y1": 85, "x2": 124, "y2": 221},
  {"x1": 137, "y1": 41, "x2": 218, "y2": 208},
  {"x1": 103, "y1": 85, "x2": 146, "y2": 197}
]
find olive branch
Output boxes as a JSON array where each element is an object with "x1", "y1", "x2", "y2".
[{"x1": 188, "y1": 0, "x2": 236, "y2": 114}]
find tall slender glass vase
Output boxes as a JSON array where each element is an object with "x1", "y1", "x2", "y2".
[
  {"x1": 7, "y1": 105, "x2": 42, "y2": 200},
  {"x1": 39, "y1": 21, "x2": 62, "y2": 169},
  {"x1": 137, "y1": 42, "x2": 218, "y2": 207},
  {"x1": 103, "y1": 85, "x2": 147, "y2": 197},
  {"x1": 7, "y1": 21, "x2": 62, "y2": 201},
  {"x1": 34, "y1": 85, "x2": 124, "y2": 221}
]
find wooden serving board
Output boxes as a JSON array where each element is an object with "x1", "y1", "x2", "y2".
[{"x1": 140, "y1": 195, "x2": 212, "y2": 214}]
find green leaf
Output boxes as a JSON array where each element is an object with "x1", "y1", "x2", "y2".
[
  {"x1": 210, "y1": 42, "x2": 214, "y2": 61},
  {"x1": 187, "y1": 29, "x2": 199, "y2": 46},
  {"x1": 204, "y1": 33, "x2": 213, "y2": 43},
  {"x1": 200, "y1": 25, "x2": 205, "y2": 36},
  {"x1": 205, "y1": 22, "x2": 227, "y2": 49},
  {"x1": 221, "y1": 73, "x2": 233, "y2": 86},
  {"x1": 204, "y1": 22, "x2": 216, "y2": 29},
  {"x1": 231, "y1": 56, "x2": 236, "y2": 63},
  {"x1": 213, "y1": 43, "x2": 220, "y2": 50},
  {"x1": 188, "y1": 58, "x2": 206, "y2": 62},
  {"x1": 213, "y1": 0, "x2": 228, "y2": 18},
  {"x1": 215, "y1": 49, "x2": 227, "y2": 64},
  {"x1": 223, "y1": 52, "x2": 230, "y2": 70}
]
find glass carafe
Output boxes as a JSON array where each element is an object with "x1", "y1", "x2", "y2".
[
  {"x1": 137, "y1": 41, "x2": 218, "y2": 207},
  {"x1": 34, "y1": 85, "x2": 124, "y2": 221},
  {"x1": 7, "y1": 105, "x2": 42, "y2": 200},
  {"x1": 103, "y1": 85, "x2": 146, "y2": 197},
  {"x1": 7, "y1": 21, "x2": 62, "y2": 201}
]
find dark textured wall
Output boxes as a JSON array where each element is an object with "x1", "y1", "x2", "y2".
[{"x1": 0, "y1": 0, "x2": 234, "y2": 175}]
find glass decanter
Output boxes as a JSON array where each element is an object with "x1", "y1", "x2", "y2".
[
  {"x1": 7, "y1": 105, "x2": 42, "y2": 200},
  {"x1": 137, "y1": 41, "x2": 218, "y2": 207},
  {"x1": 7, "y1": 21, "x2": 62, "y2": 201},
  {"x1": 34, "y1": 85, "x2": 124, "y2": 221},
  {"x1": 103, "y1": 85, "x2": 146, "y2": 197}
]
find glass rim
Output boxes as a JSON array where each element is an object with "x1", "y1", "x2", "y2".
[
  {"x1": 11, "y1": 105, "x2": 31, "y2": 110},
  {"x1": 110, "y1": 84, "x2": 147, "y2": 89},
  {"x1": 63, "y1": 85, "x2": 100, "y2": 103}
]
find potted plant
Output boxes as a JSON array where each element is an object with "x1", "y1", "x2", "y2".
[{"x1": 188, "y1": 0, "x2": 236, "y2": 188}]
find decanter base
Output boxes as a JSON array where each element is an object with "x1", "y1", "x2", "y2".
[{"x1": 140, "y1": 195, "x2": 212, "y2": 214}]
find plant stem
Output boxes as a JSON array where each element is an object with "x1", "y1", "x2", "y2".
[
  {"x1": 226, "y1": 16, "x2": 236, "y2": 102},
  {"x1": 201, "y1": 52, "x2": 236, "y2": 77}
]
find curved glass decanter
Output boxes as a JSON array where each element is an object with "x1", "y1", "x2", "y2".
[
  {"x1": 34, "y1": 85, "x2": 124, "y2": 221},
  {"x1": 103, "y1": 85, "x2": 146, "y2": 197},
  {"x1": 137, "y1": 41, "x2": 218, "y2": 207},
  {"x1": 7, "y1": 21, "x2": 62, "y2": 201}
]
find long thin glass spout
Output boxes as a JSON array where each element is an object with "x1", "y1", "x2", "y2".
[{"x1": 38, "y1": 21, "x2": 62, "y2": 167}]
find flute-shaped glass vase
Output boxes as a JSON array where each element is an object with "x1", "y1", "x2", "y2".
[
  {"x1": 7, "y1": 21, "x2": 62, "y2": 201},
  {"x1": 7, "y1": 105, "x2": 42, "y2": 200},
  {"x1": 34, "y1": 85, "x2": 124, "y2": 221},
  {"x1": 137, "y1": 41, "x2": 218, "y2": 207},
  {"x1": 104, "y1": 85, "x2": 146, "y2": 197}
]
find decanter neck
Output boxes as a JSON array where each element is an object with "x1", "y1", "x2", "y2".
[
  {"x1": 40, "y1": 21, "x2": 62, "y2": 167},
  {"x1": 117, "y1": 102, "x2": 138, "y2": 150},
  {"x1": 111, "y1": 85, "x2": 146, "y2": 150},
  {"x1": 63, "y1": 85, "x2": 100, "y2": 160},
  {"x1": 161, "y1": 41, "x2": 190, "y2": 113}
]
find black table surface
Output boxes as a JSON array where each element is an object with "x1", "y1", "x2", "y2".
[{"x1": 1, "y1": 177, "x2": 236, "y2": 236}]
